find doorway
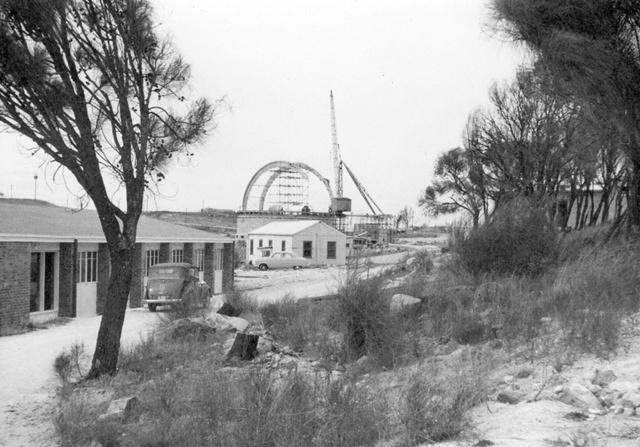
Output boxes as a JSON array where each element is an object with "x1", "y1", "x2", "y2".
[{"x1": 30, "y1": 251, "x2": 57, "y2": 313}]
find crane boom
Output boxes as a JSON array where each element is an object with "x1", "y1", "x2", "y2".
[
  {"x1": 343, "y1": 161, "x2": 384, "y2": 215},
  {"x1": 329, "y1": 91, "x2": 343, "y2": 197}
]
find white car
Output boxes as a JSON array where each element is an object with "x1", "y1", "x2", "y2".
[{"x1": 252, "y1": 251, "x2": 311, "y2": 270}]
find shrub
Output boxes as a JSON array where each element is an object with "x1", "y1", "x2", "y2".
[
  {"x1": 401, "y1": 357, "x2": 489, "y2": 444},
  {"x1": 451, "y1": 198, "x2": 558, "y2": 276},
  {"x1": 335, "y1": 266, "x2": 402, "y2": 367},
  {"x1": 260, "y1": 296, "x2": 319, "y2": 351},
  {"x1": 224, "y1": 288, "x2": 258, "y2": 314}
]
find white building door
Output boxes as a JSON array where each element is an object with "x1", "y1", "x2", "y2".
[
  {"x1": 213, "y1": 248, "x2": 223, "y2": 294},
  {"x1": 76, "y1": 250, "x2": 98, "y2": 317}
]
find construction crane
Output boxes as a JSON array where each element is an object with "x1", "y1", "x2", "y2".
[
  {"x1": 329, "y1": 90, "x2": 344, "y2": 198},
  {"x1": 343, "y1": 162, "x2": 384, "y2": 215}
]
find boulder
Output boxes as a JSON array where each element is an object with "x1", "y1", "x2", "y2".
[
  {"x1": 591, "y1": 369, "x2": 617, "y2": 388},
  {"x1": 405, "y1": 257, "x2": 416, "y2": 267},
  {"x1": 557, "y1": 383, "x2": 603, "y2": 411},
  {"x1": 217, "y1": 302, "x2": 242, "y2": 317},
  {"x1": 496, "y1": 390, "x2": 524, "y2": 405},
  {"x1": 164, "y1": 318, "x2": 217, "y2": 340},
  {"x1": 608, "y1": 380, "x2": 640, "y2": 396},
  {"x1": 98, "y1": 396, "x2": 139, "y2": 422},
  {"x1": 208, "y1": 313, "x2": 249, "y2": 333},
  {"x1": 390, "y1": 294, "x2": 422, "y2": 312},
  {"x1": 621, "y1": 390, "x2": 640, "y2": 408}
]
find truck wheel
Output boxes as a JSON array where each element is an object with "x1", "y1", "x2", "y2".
[
  {"x1": 148, "y1": 303, "x2": 157, "y2": 312},
  {"x1": 258, "y1": 263, "x2": 268, "y2": 271}
]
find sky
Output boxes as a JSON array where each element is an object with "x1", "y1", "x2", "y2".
[{"x1": 0, "y1": 0, "x2": 527, "y2": 223}]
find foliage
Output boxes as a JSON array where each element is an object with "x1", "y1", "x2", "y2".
[
  {"x1": 402, "y1": 358, "x2": 489, "y2": 444},
  {"x1": 450, "y1": 198, "x2": 558, "y2": 276},
  {"x1": 0, "y1": 0, "x2": 216, "y2": 377},
  {"x1": 260, "y1": 297, "x2": 320, "y2": 352}
]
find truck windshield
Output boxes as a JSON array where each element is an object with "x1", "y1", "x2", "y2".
[{"x1": 149, "y1": 267, "x2": 183, "y2": 278}]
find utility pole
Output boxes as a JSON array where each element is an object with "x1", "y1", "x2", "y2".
[
  {"x1": 33, "y1": 174, "x2": 38, "y2": 200},
  {"x1": 329, "y1": 91, "x2": 343, "y2": 198}
]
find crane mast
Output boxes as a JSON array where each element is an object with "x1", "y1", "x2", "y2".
[{"x1": 329, "y1": 90, "x2": 343, "y2": 198}]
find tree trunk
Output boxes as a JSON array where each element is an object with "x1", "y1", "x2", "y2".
[
  {"x1": 86, "y1": 246, "x2": 134, "y2": 378},
  {"x1": 627, "y1": 159, "x2": 640, "y2": 231}
]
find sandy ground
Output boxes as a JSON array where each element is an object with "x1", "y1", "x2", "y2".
[
  {"x1": 237, "y1": 249, "x2": 419, "y2": 303},
  {"x1": 0, "y1": 309, "x2": 160, "y2": 447}
]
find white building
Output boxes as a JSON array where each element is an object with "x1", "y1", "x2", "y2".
[{"x1": 247, "y1": 220, "x2": 346, "y2": 266}]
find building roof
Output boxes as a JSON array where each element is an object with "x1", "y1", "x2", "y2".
[
  {"x1": 0, "y1": 199, "x2": 232, "y2": 243},
  {"x1": 248, "y1": 220, "x2": 343, "y2": 236}
]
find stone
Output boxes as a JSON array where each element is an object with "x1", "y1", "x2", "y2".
[
  {"x1": 405, "y1": 257, "x2": 416, "y2": 267},
  {"x1": 257, "y1": 336, "x2": 274, "y2": 354},
  {"x1": 208, "y1": 313, "x2": 249, "y2": 333},
  {"x1": 98, "y1": 396, "x2": 139, "y2": 422},
  {"x1": 623, "y1": 407, "x2": 636, "y2": 417},
  {"x1": 435, "y1": 340, "x2": 460, "y2": 356},
  {"x1": 502, "y1": 375, "x2": 515, "y2": 384},
  {"x1": 608, "y1": 380, "x2": 640, "y2": 395},
  {"x1": 591, "y1": 369, "x2": 617, "y2": 388},
  {"x1": 558, "y1": 383, "x2": 603, "y2": 411},
  {"x1": 496, "y1": 390, "x2": 523, "y2": 405},
  {"x1": 621, "y1": 391, "x2": 640, "y2": 408},
  {"x1": 163, "y1": 318, "x2": 217, "y2": 340},
  {"x1": 217, "y1": 302, "x2": 241, "y2": 317},
  {"x1": 587, "y1": 384, "x2": 602, "y2": 395},
  {"x1": 515, "y1": 368, "x2": 532, "y2": 379},
  {"x1": 390, "y1": 294, "x2": 422, "y2": 313}
]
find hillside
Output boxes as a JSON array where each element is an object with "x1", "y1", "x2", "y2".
[{"x1": 145, "y1": 209, "x2": 237, "y2": 237}]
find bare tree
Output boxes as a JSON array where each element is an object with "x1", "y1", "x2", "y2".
[
  {"x1": 0, "y1": 0, "x2": 215, "y2": 377},
  {"x1": 395, "y1": 205, "x2": 414, "y2": 231}
]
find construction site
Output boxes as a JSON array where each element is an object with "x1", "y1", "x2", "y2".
[{"x1": 236, "y1": 91, "x2": 394, "y2": 251}]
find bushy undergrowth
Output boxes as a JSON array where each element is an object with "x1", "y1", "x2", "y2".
[
  {"x1": 260, "y1": 296, "x2": 321, "y2": 352},
  {"x1": 402, "y1": 356, "x2": 491, "y2": 444},
  {"x1": 57, "y1": 364, "x2": 387, "y2": 447},
  {"x1": 451, "y1": 199, "x2": 558, "y2": 276}
]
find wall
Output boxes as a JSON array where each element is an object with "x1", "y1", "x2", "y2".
[
  {"x1": 222, "y1": 242, "x2": 234, "y2": 292},
  {"x1": 246, "y1": 235, "x2": 293, "y2": 264},
  {"x1": 0, "y1": 242, "x2": 30, "y2": 332},
  {"x1": 294, "y1": 223, "x2": 346, "y2": 266}
]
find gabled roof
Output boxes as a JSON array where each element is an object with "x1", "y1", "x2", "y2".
[
  {"x1": 0, "y1": 199, "x2": 232, "y2": 243},
  {"x1": 248, "y1": 219, "x2": 344, "y2": 236}
]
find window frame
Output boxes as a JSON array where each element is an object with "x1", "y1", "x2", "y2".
[
  {"x1": 327, "y1": 241, "x2": 336, "y2": 260},
  {"x1": 302, "y1": 241, "x2": 312, "y2": 259}
]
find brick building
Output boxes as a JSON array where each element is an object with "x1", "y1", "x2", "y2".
[{"x1": 0, "y1": 199, "x2": 234, "y2": 332}]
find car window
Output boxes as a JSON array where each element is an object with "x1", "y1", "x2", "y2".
[
  {"x1": 272, "y1": 253, "x2": 282, "y2": 258},
  {"x1": 283, "y1": 253, "x2": 293, "y2": 258},
  {"x1": 149, "y1": 267, "x2": 183, "y2": 278}
]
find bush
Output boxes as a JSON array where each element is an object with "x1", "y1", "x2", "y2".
[
  {"x1": 260, "y1": 296, "x2": 319, "y2": 351},
  {"x1": 336, "y1": 266, "x2": 403, "y2": 367},
  {"x1": 402, "y1": 357, "x2": 489, "y2": 444},
  {"x1": 451, "y1": 198, "x2": 558, "y2": 276}
]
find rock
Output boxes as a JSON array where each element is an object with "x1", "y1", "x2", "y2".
[
  {"x1": 608, "y1": 380, "x2": 640, "y2": 395},
  {"x1": 98, "y1": 396, "x2": 139, "y2": 422},
  {"x1": 217, "y1": 302, "x2": 241, "y2": 317},
  {"x1": 515, "y1": 368, "x2": 532, "y2": 379},
  {"x1": 587, "y1": 384, "x2": 602, "y2": 395},
  {"x1": 558, "y1": 383, "x2": 603, "y2": 411},
  {"x1": 502, "y1": 375, "x2": 515, "y2": 384},
  {"x1": 591, "y1": 369, "x2": 617, "y2": 388},
  {"x1": 226, "y1": 333, "x2": 259, "y2": 360},
  {"x1": 164, "y1": 318, "x2": 217, "y2": 340},
  {"x1": 497, "y1": 390, "x2": 524, "y2": 405},
  {"x1": 623, "y1": 407, "x2": 636, "y2": 417},
  {"x1": 257, "y1": 336, "x2": 274, "y2": 354},
  {"x1": 406, "y1": 257, "x2": 416, "y2": 267},
  {"x1": 588, "y1": 408, "x2": 607, "y2": 416},
  {"x1": 390, "y1": 294, "x2": 422, "y2": 313},
  {"x1": 621, "y1": 390, "x2": 640, "y2": 408},
  {"x1": 435, "y1": 340, "x2": 460, "y2": 356},
  {"x1": 208, "y1": 313, "x2": 249, "y2": 333}
]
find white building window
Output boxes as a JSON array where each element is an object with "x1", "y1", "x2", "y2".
[
  {"x1": 78, "y1": 251, "x2": 98, "y2": 283},
  {"x1": 194, "y1": 248, "x2": 205, "y2": 271},
  {"x1": 145, "y1": 249, "x2": 159, "y2": 275},
  {"x1": 172, "y1": 249, "x2": 184, "y2": 263}
]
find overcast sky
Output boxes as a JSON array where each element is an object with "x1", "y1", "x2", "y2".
[{"x1": 0, "y1": 0, "x2": 526, "y2": 221}]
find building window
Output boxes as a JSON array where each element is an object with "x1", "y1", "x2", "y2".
[
  {"x1": 250, "y1": 239, "x2": 254, "y2": 255},
  {"x1": 171, "y1": 249, "x2": 184, "y2": 263},
  {"x1": 194, "y1": 249, "x2": 205, "y2": 271},
  {"x1": 268, "y1": 240, "x2": 273, "y2": 248},
  {"x1": 259, "y1": 239, "x2": 263, "y2": 248},
  {"x1": 327, "y1": 241, "x2": 336, "y2": 260},
  {"x1": 145, "y1": 249, "x2": 159, "y2": 275},
  {"x1": 303, "y1": 241, "x2": 312, "y2": 258},
  {"x1": 78, "y1": 251, "x2": 98, "y2": 283},
  {"x1": 281, "y1": 240, "x2": 286, "y2": 251}
]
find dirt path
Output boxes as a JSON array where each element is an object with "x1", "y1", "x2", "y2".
[{"x1": 0, "y1": 309, "x2": 160, "y2": 447}]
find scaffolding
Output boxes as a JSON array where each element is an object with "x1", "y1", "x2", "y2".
[{"x1": 244, "y1": 166, "x2": 310, "y2": 213}]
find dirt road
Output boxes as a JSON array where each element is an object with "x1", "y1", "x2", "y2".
[{"x1": 0, "y1": 309, "x2": 160, "y2": 447}]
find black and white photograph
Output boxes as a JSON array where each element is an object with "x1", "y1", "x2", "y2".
[{"x1": 1, "y1": 1, "x2": 640, "y2": 446}]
